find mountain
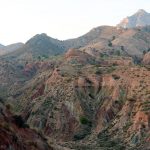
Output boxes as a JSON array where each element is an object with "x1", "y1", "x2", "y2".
[
  {"x1": 25, "y1": 33, "x2": 65, "y2": 56},
  {"x1": 117, "y1": 9, "x2": 150, "y2": 28},
  {"x1": 2, "y1": 34, "x2": 66, "y2": 63},
  {"x1": 0, "y1": 43, "x2": 24, "y2": 56},
  {"x1": 0, "y1": 11, "x2": 150, "y2": 149},
  {"x1": 4, "y1": 43, "x2": 24, "y2": 52},
  {"x1": 67, "y1": 25, "x2": 150, "y2": 58},
  {"x1": 3, "y1": 25, "x2": 150, "y2": 63}
]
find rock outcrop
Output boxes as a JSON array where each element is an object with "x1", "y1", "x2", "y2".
[
  {"x1": 0, "y1": 104, "x2": 53, "y2": 150},
  {"x1": 117, "y1": 9, "x2": 150, "y2": 28}
]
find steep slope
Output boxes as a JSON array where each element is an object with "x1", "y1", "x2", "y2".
[
  {"x1": 65, "y1": 25, "x2": 150, "y2": 59},
  {"x1": 112, "y1": 27, "x2": 150, "y2": 57},
  {"x1": 117, "y1": 9, "x2": 150, "y2": 28},
  {"x1": 64, "y1": 26, "x2": 120, "y2": 48},
  {"x1": 6, "y1": 48, "x2": 149, "y2": 149},
  {"x1": 0, "y1": 55, "x2": 61, "y2": 100},
  {"x1": 78, "y1": 26, "x2": 150, "y2": 58},
  {"x1": 0, "y1": 103, "x2": 53, "y2": 150},
  {"x1": 0, "y1": 40, "x2": 149, "y2": 149}
]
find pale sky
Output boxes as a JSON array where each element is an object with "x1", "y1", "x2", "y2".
[{"x1": 0, "y1": 0, "x2": 150, "y2": 45}]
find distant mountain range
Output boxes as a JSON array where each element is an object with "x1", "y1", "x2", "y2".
[
  {"x1": 1, "y1": 9, "x2": 150, "y2": 60},
  {"x1": 0, "y1": 43, "x2": 24, "y2": 55},
  {"x1": 117, "y1": 9, "x2": 150, "y2": 28},
  {"x1": 3, "y1": 25, "x2": 150, "y2": 63}
]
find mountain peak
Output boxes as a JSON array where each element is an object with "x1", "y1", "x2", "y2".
[
  {"x1": 117, "y1": 9, "x2": 150, "y2": 28},
  {"x1": 136, "y1": 9, "x2": 147, "y2": 14}
]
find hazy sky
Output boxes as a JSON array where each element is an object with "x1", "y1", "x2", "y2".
[{"x1": 0, "y1": 0, "x2": 150, "y2": 45}]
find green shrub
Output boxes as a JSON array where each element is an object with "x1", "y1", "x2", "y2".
[
  {"x1": 123, "y1": 121, "x2": 132, "y2": 131},
  {"x1": 107, "y1": 66, "x2": 116, "y2": 73},
  {"x1": 108, "y1": 41, "x2": 112, "y2": 47},
  {"x1": 5, "y1": 103, "x2": 13, "y2": 110},
  {"x1": 73, "y1": 133, "x2": 86, "y2": 141},
  {"x1": 80, "y1": 116, "x2": 89, "y2": 125}
]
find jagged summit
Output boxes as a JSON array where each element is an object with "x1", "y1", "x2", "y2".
[{"x1": 117, "y1": 9, "x2": 150, "y2": 28}]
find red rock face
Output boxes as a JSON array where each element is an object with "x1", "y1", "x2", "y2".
[
  {"x1": 44, "y1": 103, "x2": 79, "y2": 141},
  {"x1": 94, "y1": 75, "x2": 122, "y2": 132},
  {"x1": 75, "y1": 75, "x2": 102, "y2": 94},
  {"x1": 23, "y1": 61, "x2": 54, "y2": 77},
  {"x1": 65, "y1": 48, "x2": 81, "y2": 58},
  {"x1": 0, "y1": 107, "x2": 53, "y2": 150},
  {"x1": 46, "y1": 68, "x2": 61, "y2": 84},
  {"x1": 3, "y1": 45, "x2": 149, "y2": 149},
  {"x1": 65, "y1": 48, "x2": 95, "y2": 65},
  {"x1": 133, "y1": 111, "x2": 150, "y2": 131},
  {"x1": 59, "y1": 104, "x2": 79, "y2": 140}
]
